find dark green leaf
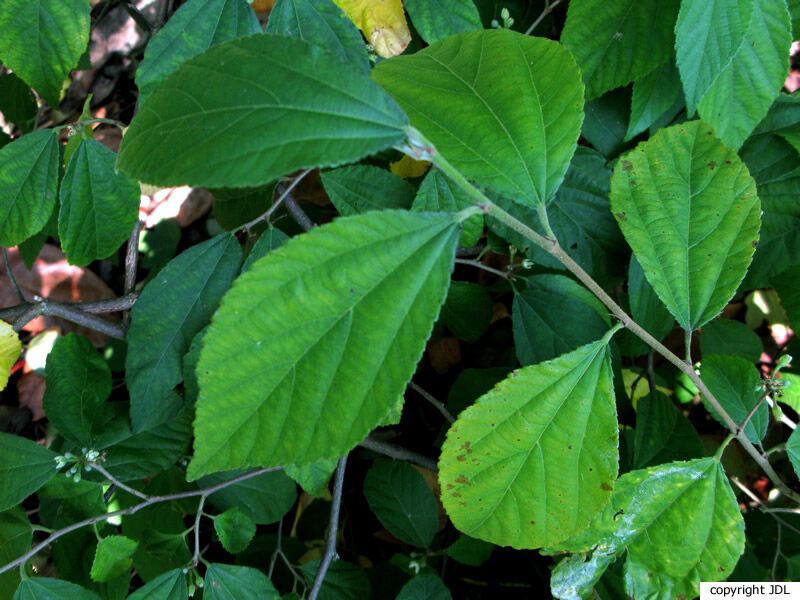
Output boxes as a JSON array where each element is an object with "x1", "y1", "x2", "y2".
[
  {"x1": 266, "y1": 0, "x2": 369, "y2": 73},
  {"x1": 627, "y1": 256, "x2": 674, "y2": 346},
  {"x1": 58, "y1": 138, "x2": 140, "y2": 265},
  {"x1": 43, "y1": 334, "x2": 111, "y2": 448},
  {"x1": 126, "y1": 569, "x2": 187, "y2": 600},
  {"x1": 284, "y1": 457, "x2": 337, "y2": 497},
  {"x1": 404, "y1": 0, "x2": 482, "y2": 44},
  {"x1": 90, "y1": 536, "x2": 137, "y2": 583},
  {"x1": 701, "y1": 355, "x2": 766, "y2": 443},
  {"x1": 700, "y1": 318, "x2": 763, "y2": 363},
  {"x1": 440, "y1": 333, "x2": 618, "y2": 549},
  {"x1": 118, "y1": 35, "x2": 408, "y2": 188},
  {"x1": 625, "y1": 60, "x2": 683, "y2": 142},
  {"x1": 440, "y1": 281, "x2": 492, "y2": 343},
  {"x1": 0, "y1": 432, "x2": 58, "y2": 512},
  {"x1": 182, "y1": 328, "x2": 207, "y2": 405},
  {"x1": 446, "y1": 367, "x2": 512, "y2": 417},
  {"x1": 0, "y1": 507, "x2": 32, "y2": 600},
  {"x1": 373, "y1": 29, "x2": 583, "y2": 207},
  {"x1": 581, "y1": 88, "x2": 634, "y2": 159},
  {"x1": 0, "y1": 73, "x2": 37, "y2": 130},
  {"x1": 610, "y1": 121, "x2": 760, "y2": 331},
  {"x1": 396, "y1": 573, "x2": 451, "y2": 600},
  {"x1": 512, "y1": 274, "x2": 609, "y2": 366},
  {"x1": 675, "y1": 0, "x2": 792, "y2": 148},
  {"x1": 211, "y1": 183, "x2": 276, "y2": 231},
  {"x1": 126, "y1": 233, "x2": 242, "y2": 431},
  {"x1": 561, "y1": 0, "x2": 680, "y2": 100},
  {"x1": 214, "y1": 507, "x2": 256, "y2": 553},
  {"x1": 242, "y1": 227, "x2": 290, "y2": 272},
  {"x1": 135, "y1": 0, "x2": 262, "y2": 105},
  {"x1": 0, "y1": 130, "x2": 59, "y2": 247},
  {"x1": 774, "y1": 264, "x2": 800, "y2": 334},
  {"x1": 633, "y1": 391, "x2": 703, "y2": 469},
  {"x1": 12, "y1": 579, "x2": 101, "y2": 600},
  {"x1": 201, "y1": 469, "x2": 297, "y2": 525},
  {"x1": 444, "y1": 535, "x2": 494, "y2": 566},
  {"x1": 320, "y1": 165, "x2": 415, "y2": 216},
  {"x1": 204, "y1": 564, "x2": 280, "y2": 600},
  {"x1": 300, "y1": 560, "x2": 370, "y2": 600},
  {"x1": 0, "y1": 0, "x2": 90, "y2": 105},
  {"x1": 413, "y1": 169, "x2": 482, "y2": 248},
  {"x1": 189, "y1": 211, "x2": 459, "y2": 478},
  {"x1": 363, "y1": 459, "x2": 438, "y2": 548}
]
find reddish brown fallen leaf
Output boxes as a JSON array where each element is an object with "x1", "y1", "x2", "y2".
[
  {"x1": 0, "y1": 245, "x2": 116, "y2": 346},
  {"x1": 17, "y1": 371, "x2": 46, "y2": 421}
]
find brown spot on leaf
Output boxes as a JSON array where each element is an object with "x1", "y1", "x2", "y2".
[
  {"x1": 455, "y1": 475, "x2": 470, "y2": 485},
  {"x1": 601, "y1": 482, "x2": 613, "y2": 491},
  {"x1": 457, "y1": 455, "x2": 466, "y2": 462},
  {"x1": 616, "y1": 212, "x2": 627, "y2": 222},
  {"x1": 621, "y1": 160, "x2": 633, "y2": 171},
  {"x1": 708, "y1": 161, "x2": 716, "y2": 169}
]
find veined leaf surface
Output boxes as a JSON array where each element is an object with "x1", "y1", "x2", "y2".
[
  {"x1": 0, "y1": 433, "x2": 58, "y2": 512},
  {"x1": 118, "y1": 34, "x2": 408, "y2": 188},
  {"x1": 610, "y1": 121, "x2": 760, "y2": 331},
  {"x1": 675, "y1": 0, "x2": 791, "y2": 149},
  {"x1": 372, "y1": 29, "x2": 583, "y2": 207},
  {"x1": 188, "y1": 210, "x2": 460, "y2": 479},
  {"x1": 439, "y1": 333, "x2": 618, "y2": 549},
  {"x1": 0, "y1": 321, "x2": 20, "y2": 392}
]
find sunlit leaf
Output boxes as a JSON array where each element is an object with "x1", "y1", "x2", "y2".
[
  {"x1": 90, "y1": 536, "x2": 137, "y2": 583},
  {"x1": 331, "y1": 0, "x2": 411, "y2": 57},
  {"x1": 0, "y1": 321, "x2": 20, "y2": 392}
]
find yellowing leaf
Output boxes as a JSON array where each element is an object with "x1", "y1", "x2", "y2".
[
  {"x1": 390, "y1": 154, "x2": 430, "y2": 178},
  {"x1": 0, "y1": 320, "x2": 21, "y2": 391},
  {"x1": 332, "y1": 0, "x2": 411, "y2": 57}
]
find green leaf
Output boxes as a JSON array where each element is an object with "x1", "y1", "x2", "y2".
[
  {"x1": 0, "y1": 130, "x2": 60, "y2": 247},
  {"x1": 610, "y1": 120, "x2": 761, "y2": 331},
  {"x1": 581, "y1": 88, "x2": 635, "y2": 159},
  {"x1": 300, "y1": 560, "x2": 370, "y2": 600},
  {"x1": 0, "y1": 73, "x2": 37, "y2": 130},
  {"x1": 774, "y1": 265, "x2": 800, "y2": 333},
  {"x1": 189, "y1": 210, "x2": 459, "y2": 478},
  {"x1": 413, "y1": 169, "x2": 482, "y2": 248},
  {"x1": 675, "y1": 0, "x2": 792, "y2": 148},
  {"x1": 201, "y1": 469, "x2": 297, "y2": 525},
  {"x1": 363, "y1": 459, "x2": 438, "y2": 547},
  {"x1": 787, "y1": 427, "x2": 800, "y2": 479},
  {"x1": 447, "y1": 368, "x2": 512, "y2": 417},
  {"x1": 118, "y1": 35, "x2": 408, "y2": 188},
  {"x1": 126, "y1": 569, "x2": 187, "y2": 600},
  {"x1": 701, "y1": 355, "x2": 766, "y2": 443},
  {"x1": 285, "y1": 457, "x2": 338, "y2": 496},
  {"x1": 42, "y1": 334, "x2": 111, "y2": 448},
  {"x1": 0, "y1": 0, "x2": 90, "y2": 106},
  {"x1": 242, "y1": 227, "x2": 290, "y2": 272},
  {"x1": 633, "y1": 392, "x2": 703, "y2": 469},
  {"x1": 550, "y1": 458, "x2": 745, "y2": 597},
  {"x1": 440, "y1": 281, "x2": 492, "y2": 343},
  {"x1": 320, "y1": 165, "x2": 415, "y2": 216},
  {"x1": 561, "y1": 0, "x2": 680, "y2": 100},
  {"x1": 90, "y1": 535, "x2": 138, "y2": 583},
  {"x1": 13, "y1": 579, "x2": 101, "y2": 600},
  {"x1": 403, "y1": 0, "x2": 482, "y2": 44},
  {"x1": 204, "y1": 564, "x2": 280, "y2": 600},
  {"x1": 266, "y1": 0, "x2": 369, "y2": 73},
  {"x1": 439, "y1": 334, "x2": 618, "y2": 549},
  {"x1": 550, "y1": 552, "x2": 617, "y2": 600},
  {"x1": 0, "y1": 432, "x2": 58, "y2": 512},
  {"x1": 135, "y1": 0, "x2": 261, "y2": 105},
  {"x1": 739, "y1": 132, "x2": 800, "y2": 288},
  {"x1": 57, "y1": 139, "x2": 141, "y2": 266},
  {"x1": 700, "y1": 318, "x2": 763, "y2": 363},
  {"x1": 372, "y1": 29, "x2": 583, "y2": 207},
  {"x1": 444, "y1": 534, "x2": 493, "y2": 567},
  {"x1": 126, "y1": 233, "x2": 242, "y2": 431},
  {"x1": 627, "y1": 256, "x2": 674, "y2": 346},
  {"x1": 396, "y1": 573, "x2": 451, "y2": 600},
  {"x1": 214, "y1": 507, "x2": 256, "y2": 553},
  {"x1": 211, "y1": 183, "x2": 276, "y2": 231},
  {"x1": 625, "y1": 60, "x2": 683, "y2": 142},
  {"x1": 512, "y1": 274, "x2": 610, "y2": 366},
  {"x1": 0, "y1": 508, "x2": 32, "y2": 600}
]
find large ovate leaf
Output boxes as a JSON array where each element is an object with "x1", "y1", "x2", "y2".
[
  {"x1": 439, "y1": 332, "x2": 619, "y2": 549},
  {"x1": 126, "y1": 233, "x2": 242, "y2": 431},
  {"x1": 203, "y1": 564, "x2": 280, "y2": 600},
  {"x1": 136, "y1": 0, "x2": 261, "y2": 105},
  {"x1": 675, "y1": 0, "x2": 792, "y2": 149},
  {"x1": 43, "y1": 334, "x2": 111, "y2": 448},
  {"x1": 550, "y1": 458, "x2": 745, "y2": 598},
  {"x1": 320, "y1": 165, "x2": 415, "y2": 216},
  {"x1": 189, "y1": 210, "x2": 460, "y2": 478},
  {"x1": 610, "y1": 121, "x2": 760, "y2": 331},
  {"x1": 0, "y1": 432, "x2": 58, "y2": 512},
  {"x1": 372, "y1": 29, "x2": 584, "y2": 208},
  {"x1": 404, "y1": 0, "x2": 482, "y2": 45},
  {"x1": 363, "y1": 459, "x2": 439, "y2": 547},
  {"x1": 0, "y1": 0, "x2": 90, "y2": 106},
  {"x1": 13, "y1": 579, "x2": 101, "y2": 600},
  {"x1": 0, "y1": 321, "x2": 20, "y2": 392},
  {"x1": 118, "y1": 35, "x2": 408, "y2": 188},
  {"x1": 57, "y1": 138, "x2": 140, "y2": 266},
  {"x1": 561, "y1": 0, "x2": 680, "y2": 100},
  {"x1": 0, "y1": 507, "x2": 32, "y2": 600},
  {"x1": 0, "y1": 130, "x2": 59, "y2": 247},
  {"x1": 701, "y1": 355, "x2": 767, "y2": 443},
  {"x1": 266, "y1": 0, "x2": 370, "y2": 73}
]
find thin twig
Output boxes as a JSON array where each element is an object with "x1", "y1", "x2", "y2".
[
  {"x1": 453, "y1": 258, "x2": 510, "y2": 280},
  {"x1": 0, "y1": 293, "x2": 139, "y2": 322},
  {"x1": 358, "y1": 436, "x2": 438, "y2": 473},
  {"x1": 123, "y1": 220, "x2": 143, "y2": 327},
  {"x1": 88, "y1": 462, "x2": 148, "y2": 501},
  {"x1": 409, "y1": 381, "x2": 455, "y2": 424},
  {"x1": 191, "y1": 496, "x2": 207, "y2": 567},
  {"x1": 524, "y1": 0, "x2": 563, "y2": 35},
  {"x1": 2, "y1": 247, "x2": 25, "y2": 303},
  {"x1": 12, "y1": 300, "x2": 126, "y2": 339},
  {"x1": 308, "y1": 455, "x2": 347, "y2": 600},
  {"x1": 0, "y1": 467, "x2": 280, "y2": 576},
  {"x1": 242, "y1": 168, "x2": 314, "y2": 231}
]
